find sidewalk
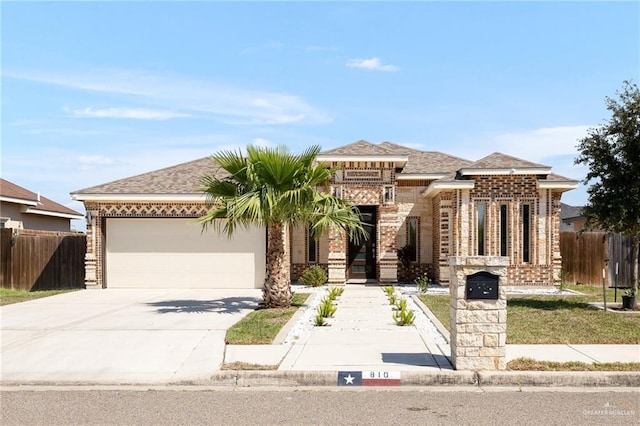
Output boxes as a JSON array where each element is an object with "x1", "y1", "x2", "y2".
[{"x1": 278, "y1": 285, "x2": 452, "y2": 371}]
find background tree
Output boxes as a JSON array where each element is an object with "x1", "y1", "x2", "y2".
[
  {"x1": 199, "y1": 145, "x2": 365, "y2": 308},
  {"x1": 575, "y1": 81, "x2": 640, "y2": 310}
]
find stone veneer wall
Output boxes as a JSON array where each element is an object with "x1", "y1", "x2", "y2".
[
  {"x1": 449, "y1": 256, "x2": 508, "y2": 371},
  {"x1": 290, "y1": 224, "x2": 331, "y2": 282},
  {"x1": 396, "y1": 185, "x2": 434, "y2": 282}
]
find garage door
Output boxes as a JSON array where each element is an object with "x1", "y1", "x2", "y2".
[{"x1": 105, "y1": 218, "x2": 266, "y2": 288}]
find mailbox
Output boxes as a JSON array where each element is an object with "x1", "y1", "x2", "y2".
[{"x1": 466, "y1": 271, "x2": 499, "y2": 300}]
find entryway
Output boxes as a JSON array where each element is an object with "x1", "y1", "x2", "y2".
[{"x1": 347, "y1": 206, "x2": 377, "y2": 280}]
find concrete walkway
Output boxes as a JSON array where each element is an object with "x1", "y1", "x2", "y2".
[
  {"x1": 1, "y1": 289, "x2": 261, "y2": 384},
  {"x1": 279, "y1": 285, "x2": 452, "y2": 371}
]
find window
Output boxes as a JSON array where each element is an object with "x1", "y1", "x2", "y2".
[
  {"x1": 307, "y1": 225, "x2": 317, "y2": 263},
  {"x1": 383, "y1": 185, "x2": 395, "y2": 204},
  {"x1": 522, "y1": 204, "x2": 530, "y2": 263},
  {"x1": 406, "y1": 217, "x2": 419, "y2": 262},
  {"x1": 500, "y1": 204, "x2": 508, "y2": 257},
  {"x1": 332, "y1": 185, "x2": 343, "y2": 199},
  {"x1": 477, "y1": 203, "x2": 486, "y2": 256}
]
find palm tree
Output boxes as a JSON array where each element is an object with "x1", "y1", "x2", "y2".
[{"x1": 199, "y1": 145, "x2": 366, "y2": 308}]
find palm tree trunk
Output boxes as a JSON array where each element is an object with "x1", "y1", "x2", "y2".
[{"x1": 263, "y1": 222, "x2": 292, "y2": 308}]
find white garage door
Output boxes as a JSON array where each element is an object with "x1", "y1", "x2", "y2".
[{"x1": 105, "y1": 218, "x2": 266, "y2": 288}]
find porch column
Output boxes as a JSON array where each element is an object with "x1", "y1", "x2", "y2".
[
  {"x1": 378, "y1": 205, "x2": 399, "y2": 283},
  {"x1": 327, "y1": 227, "x2": 347, "y2": 285}
]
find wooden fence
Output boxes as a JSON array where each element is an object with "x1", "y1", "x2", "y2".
[
  {"x1": 560, "y1": 231, "x2": 639, "y2": 287},
  {"x1": 560, "y1": 231, "x2": 607, "y2": 286},
  {"x1": 608, "y1": 233, "x2": 638, "y2": 289},
  {"x1": 0, "y1": 228, "x2": 86, "y2": 291}
]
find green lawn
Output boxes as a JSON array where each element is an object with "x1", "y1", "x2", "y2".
[
  {"x1": 225, "y1": 292, "x2": 311, "y2": 344},
  {"x1": 418, "y1": 285, "x2": 640, "y2": 344},
  {"x1": 0, "y1": 288, "x2": 78, "y2": 306},
  {"x1": 508, "y1": 358, "x2": 640, "y2": 371}
]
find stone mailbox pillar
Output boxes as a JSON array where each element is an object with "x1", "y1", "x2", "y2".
[{"x1": 449, "y1": 256, "x2": 508, "y2": 370}]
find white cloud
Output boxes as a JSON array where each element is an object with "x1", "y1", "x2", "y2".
[
  {"x1": 77, "y1": 155, "x2": 122, "y2": 170},
  {"x1": 346, "y1": 57, "x2": 399, "y2": 72},
  {"x1": 6, "y1": 69, "x2": 331, "y2": 125},
  {"x1": 67, "y1": 107, "x2": 190, "y2": 120}
]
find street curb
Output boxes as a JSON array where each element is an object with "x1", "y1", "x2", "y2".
[
  {"x1": 476, "y1": 371, "x2": 640, "y2": 387},
  {"x1": 228, "y1": 370, "x2": 479, "y2": 387},
  {"x1": 2, "y1": 370, "x2": 638, "y2": 388}
]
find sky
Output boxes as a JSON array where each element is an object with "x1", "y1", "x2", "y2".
[{"x1": 2, "y1": 1, "x2": 639, "y2": 231}]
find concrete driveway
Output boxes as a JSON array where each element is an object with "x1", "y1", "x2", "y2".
[{"x1": 1, "y1": 289, "x2": 262, "y2": 384}]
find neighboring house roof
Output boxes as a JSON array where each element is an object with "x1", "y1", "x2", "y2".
[
  {"x1": 0, "y1": 178, "x2": 83, "y2": 219},
  {"x1": 561, "y1": 203, "x2": 585, "y2": 220},
  {"x1": 560, "y1": 203, "x2": 587, "y2": 231}
]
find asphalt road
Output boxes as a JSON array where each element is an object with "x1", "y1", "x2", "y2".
[{"x1": 1, "y1": 387, "x2": 638, "y2": 425}]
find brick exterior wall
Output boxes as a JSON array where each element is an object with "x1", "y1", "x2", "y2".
[
  {"x1": 444, "y1": 175, "x2": 564, "y2": 286},
  {"x1": 82, "y1": 169, "x2": 566, "y2": 289}
]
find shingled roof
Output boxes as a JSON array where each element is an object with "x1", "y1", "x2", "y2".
[
  {"x1": 72, "y1": 141, "x2": 577, "y2": 197},
  {"x1": 1, "y1": 178, "x2": 83, "y2": 217},
  {"x1": 320, "y1": 140, "x2": 473, "y2": 175},
  {"x1": 464, "y1": 152, "x2": 550, "y2": 169},
  {"x1": 72, "y1": 157, "x2": 227, "y2": 195},
  {"x1": 320, "y1": 140, "x2": 396, "y2": 156}
]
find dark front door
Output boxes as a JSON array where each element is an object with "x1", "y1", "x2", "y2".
[{"x1": 348, "y1": 206, "x2": 376, "y2": 280}]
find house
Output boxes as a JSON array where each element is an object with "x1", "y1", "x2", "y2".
[
  {"x1": 1, "y1": 178, "x2": 84, "y2": 232},
  {"x1": 560, "y1": 203, "x2": 587, "y2": 232},
  {"x1": 71, "y1": 140, "x2": 578, "y2": 289}
]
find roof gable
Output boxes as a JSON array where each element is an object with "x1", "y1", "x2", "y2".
[
  {"x1": 321, "y1": 140, "x2": 472, "y2": 175},
  {"x1": 466, "y1": 152, "x2": 549, "y2": 169},
  {"x1": 320, "y1": 140, "x2": 396, "y2": 156}
]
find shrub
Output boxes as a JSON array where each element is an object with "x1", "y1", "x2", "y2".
[
  {"x1": 383, "y1": 286, "x2": 395, "y2": 297},
  {"x1": 328, "y1": 287, "x2": 344, "y2": 300},
  {"x1": 299, "y1": 265, "x2": 327, "y2": 287},
  {"x1": 317, "y1": 298, "x2": 337, "y2": 318},
  {"x1": 397, "y1": 245, "x2": 415, "y2": 269},
  {"x1": 314, "y1": 314, "x2": 327, "y2": 326},
  {"x1": 394, "y1": 298, "x2": 408, "y2": 312},
  {"x1": 388, "y1": 294, "x2": 397, "y2": 305},
  {"x1": 393, "y1": 308, "x2": 415, "y2": 326},
  {"x1": 414, "y1": 273, "x2": 431, "y2": 293}
]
